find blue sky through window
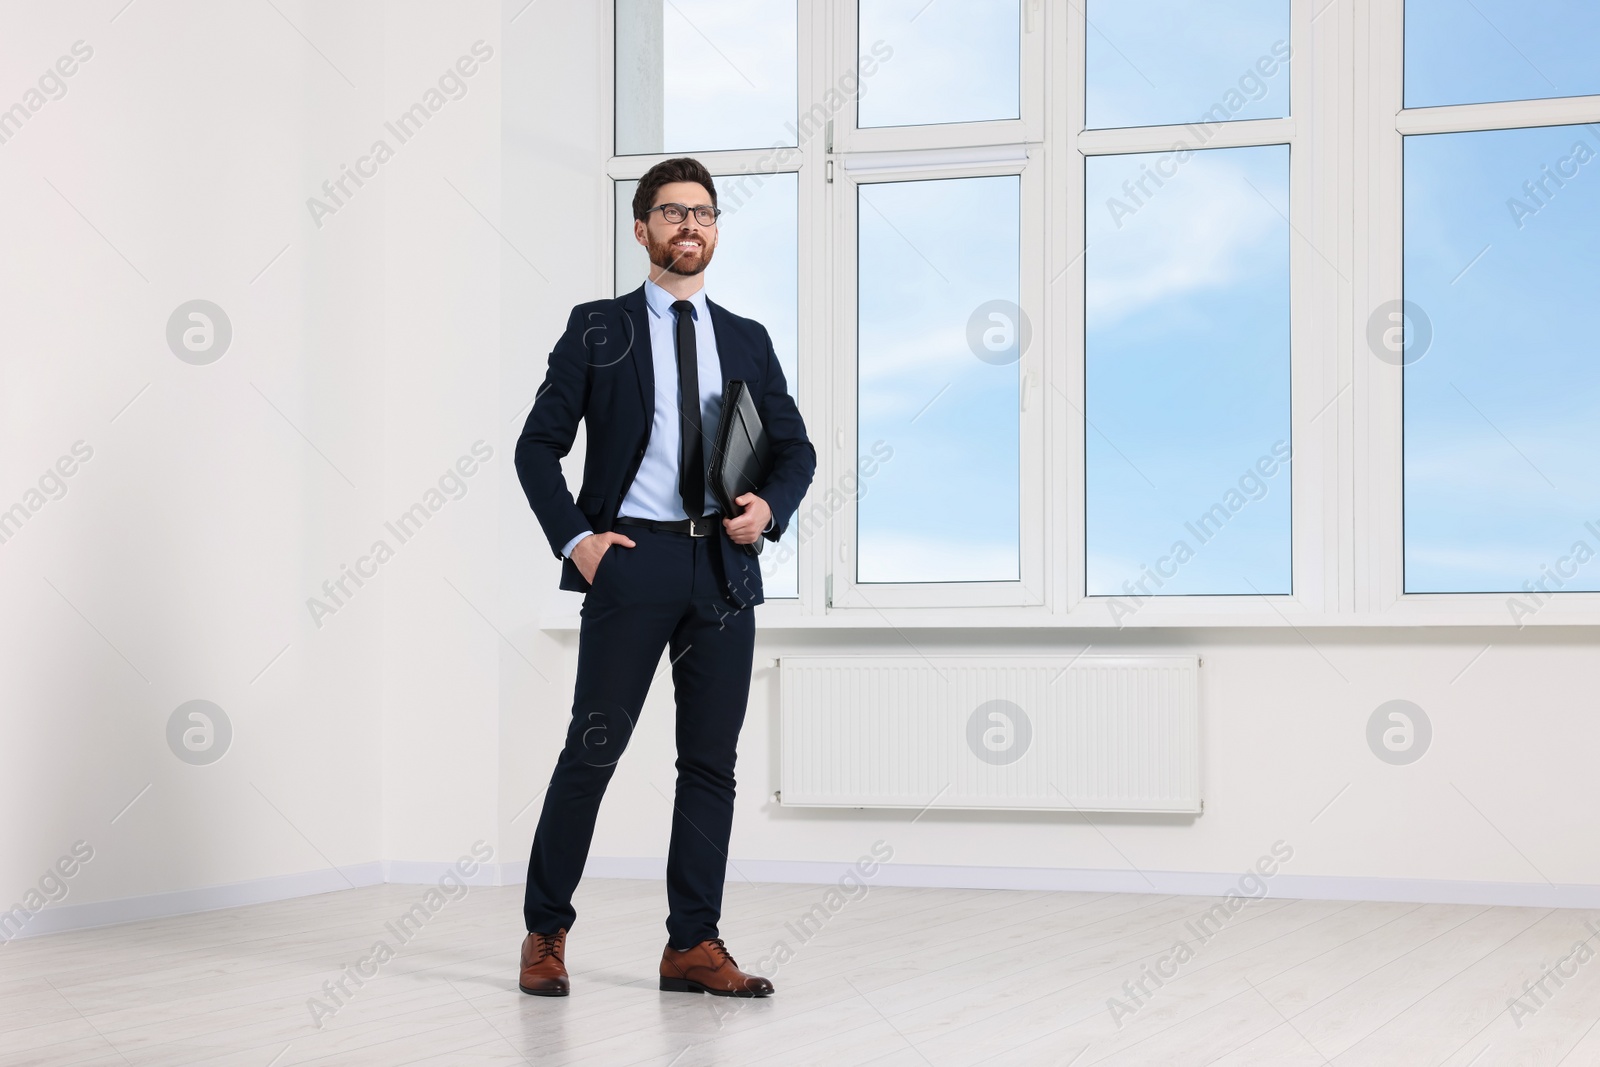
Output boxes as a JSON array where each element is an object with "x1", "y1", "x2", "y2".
[
  {"x1": 857, "y1": 0, "x2": 1020, "y2": 128},
  {"x1": 856, "y1": 175, "x2": 1021, "y2": 584},
  {"x1": 1406, "y1": 0, "x2": 1600, "y2": 108},
  {"x1": 616, "y1": 0, "x2": 797, "y2": 155},
  {"x1": 1403, "y1": 125, "x2": 1600, "y2": 594},
  {"x1": 1086, "y1": 0, "x2": 1289, "y2": 130},
  {"x1": 1085, "y1": 145, "x2": 1292, "y2": 598}
]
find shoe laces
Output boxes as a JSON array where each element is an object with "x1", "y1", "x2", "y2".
[
  {"x1": 531, "y1": 930, "x2": 564, "y2": 963},
  {"x1": 704, "y1": 937, "x2": 734, "y2": 967}
]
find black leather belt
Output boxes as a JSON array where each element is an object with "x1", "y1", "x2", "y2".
[{"x1": 615, "y1": 513, "x2": 721, "y2": 538}]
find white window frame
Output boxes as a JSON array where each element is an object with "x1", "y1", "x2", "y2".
[
  {"x1": 586, "y1": 0, "x2": 1600, "y2": 631},
  {"x1": 828, "y1": 152, "x2": 1047, "y2": 610},
  {"x1": 1357, "y1": 0, "x2": 1600, "y2": 625},
  {"x1": 824, "y1": 0, "x2": 1046, "y2": 610},
  {"x1": 1060, "y1": 0, "x2": 1334, "y2": 628}
]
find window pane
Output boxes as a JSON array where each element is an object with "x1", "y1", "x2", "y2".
[
  {"x1": 1406, "y1": 0, "x2": 1600, "y2": 108},
  {"x1": 857, "y1": 0, "x2": 1019, "y2": 128},
  {"x1": 614, "y1": 173, "x2": 802, "y2": 598},
  {"x1": 1086, "y1": 0, "x2": 1290, "y2": 130},
  {"x1": 615, "y1": 0, "x2": 796, "y2": 155},
  {"x1": 1403, "y1": 126, "x2": 1600, "y2": 595},
  {"x1": 856, "y1": 176, "x2": 1020, "y2": 583},
  {"x1": 1085, "y1": 145, "x2": 1292, "y2": 598}
]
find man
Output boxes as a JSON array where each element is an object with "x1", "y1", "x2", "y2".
[{"x1": 513, "y1": 157, "x2": 816, "y2": 999}]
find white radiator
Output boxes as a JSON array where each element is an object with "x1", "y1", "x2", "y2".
[{"x1": 778, "y1": 654, "x2": 1200, "y2": 814}]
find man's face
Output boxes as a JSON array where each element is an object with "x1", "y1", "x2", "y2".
[{"x1": 636, "y1": 180, "x2": 718, "y2": 277}]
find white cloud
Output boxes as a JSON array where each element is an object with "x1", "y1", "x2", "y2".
[{"x1": 1086, "y1": 150, "x2": 1286, "y2": 329}]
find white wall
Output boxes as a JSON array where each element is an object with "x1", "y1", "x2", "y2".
[
  {"x1": 374, "y1": 1, "x2": 507, "y2": 874},
  {"x1": 0, "y1": 0, "x2": 394, "y2": 916},
  {"x1": 0, "y1": 0, "x2": 541, "y2": 928},
  {"x1": 494, "y1": 0, "x2": 612, "y2": 886},
  {"x1": 2, "y1": 0, "x2": 1595, "y2": 942}
]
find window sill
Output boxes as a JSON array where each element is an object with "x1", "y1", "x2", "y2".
[{"x1": 536, "y1": 597, "x2": 1600, "y2": 631}]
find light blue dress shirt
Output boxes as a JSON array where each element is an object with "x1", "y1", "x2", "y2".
[{"x1": 562, "y1": 278, "x2": 773, "y2": 559}]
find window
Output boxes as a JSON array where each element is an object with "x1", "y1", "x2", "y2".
[
  {"x1": 857, "y1": 0, "x2": 1020, "y2": 128},
  {"x1": 1405, "y1": 0, "x2": 1600, "y2": 108},
  {"x1": 1085, "y1": 0, "x2": 1290, "y2": 130},
  {"x1": 827, "y1": 0, "x2": 1044, "y2": 609},
  {"x1": 614, "y1": 0, "x2": 797, "y2": 155},
  {"x1": 855, "y1": 175, "x2": 1021, "y2": 584},
  {"x1": 1085, "y1": 145, "x2": 1292, "y2": 597},
  {"x1": 1348, "y1": 0, "x2": 1600, "y2": 618},
  {"x1": 597, "y1": 0, "x2": 1600, "y2": 626},
  {"x1": 1080, "y1": 2, "x2": 1296, "y2": 605},
  {"x1": 1402, "y1": 125, "x2": 1600, "y2": 595}
]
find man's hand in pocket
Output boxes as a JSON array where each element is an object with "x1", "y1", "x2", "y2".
[{"x1": 571, "y1": 531, "x2": 636, "y2": 584}]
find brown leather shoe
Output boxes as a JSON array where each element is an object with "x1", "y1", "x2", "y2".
[
  {"x1": 659, "y1": 937, "x2": 774, "y2": 997},
  {"x1": 519, "y1": 928, "x2": 569, "y2": 996}
]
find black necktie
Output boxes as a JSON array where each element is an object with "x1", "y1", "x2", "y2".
[{"x1": 672, "y1": 299, "x2": 705, "y2": 519}]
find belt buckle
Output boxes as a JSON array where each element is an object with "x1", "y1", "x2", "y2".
[{"x1": 687, "y1": 516, "x2": 705, "y2": 537}]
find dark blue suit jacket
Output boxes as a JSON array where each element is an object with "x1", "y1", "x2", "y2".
[{"x1": 515, "y1": 283, "x2": 816, "y2": 609}]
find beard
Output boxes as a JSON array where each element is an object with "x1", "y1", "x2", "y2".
[{"x1": 646, "y1": 229, "x2": 715, "y2": 276}]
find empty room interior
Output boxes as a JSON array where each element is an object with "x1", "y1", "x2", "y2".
[{"x1": 4, "y1": 1, "x2": 1600, "y2": 1064}]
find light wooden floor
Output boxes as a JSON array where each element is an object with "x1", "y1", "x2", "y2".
[{"x1": 3, "y1": 877, "x2": 1599, "y2": 1066}]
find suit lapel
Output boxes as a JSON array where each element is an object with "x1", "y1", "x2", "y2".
[
  {"x1": 622, "y1": 283, "x2": 652, "y2": 417},
  {"x1": 706, "y1": 296, "x2": 735, "y2": 393}
]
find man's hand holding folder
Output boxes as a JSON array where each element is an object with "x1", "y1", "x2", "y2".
[
  {"x1": 709, "y1": 379, "x2": 775, "y2": 558},
  {"x1": 721, "y1": 491, "x2": 772, "y2": 548}
]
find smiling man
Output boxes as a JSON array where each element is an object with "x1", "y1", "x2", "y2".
[{"x1": 513, "y1": 156, "x2": 816, "y2": 999}]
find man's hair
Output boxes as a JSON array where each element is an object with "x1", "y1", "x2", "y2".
[{"x1": 632, "y1": 157, "x2": 717, "y2": 221}]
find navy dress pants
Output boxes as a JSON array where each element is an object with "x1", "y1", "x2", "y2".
[{"x1": 522, "y1": 523, "x2": 756, "y2": 950}]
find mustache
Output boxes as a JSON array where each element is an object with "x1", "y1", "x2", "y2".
[{"x1": 661, "y1": 235, "x2": 706, "y2": 262}]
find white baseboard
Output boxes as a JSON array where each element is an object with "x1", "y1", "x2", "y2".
[
  {"x1": 0, "y1": 859, "x2": 508, "y2": 944},
  {"x1": 3, "y1": 862, "x2": 384, "y2": 942},
  {"x1": 8, "y1": 855, "x2": 1596, "y2": 944},
  {"x1": 569, "y1": 856, "x2": 1600, "y2": 910}
]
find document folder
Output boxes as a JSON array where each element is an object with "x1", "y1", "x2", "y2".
[{"x1": 708, "y1": 379, "x2": 772, "y2": 558}]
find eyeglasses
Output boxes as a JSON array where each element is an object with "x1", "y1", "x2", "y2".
[{"x1": 646, "y1": 202, "x2": 722, "y2": 226}]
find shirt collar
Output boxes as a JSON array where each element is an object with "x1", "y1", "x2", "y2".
[{"x1": 644, "y1": 277, "x2": 709, "y2": 321}]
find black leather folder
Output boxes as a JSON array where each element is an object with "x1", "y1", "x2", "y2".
[{"x1": 708, "y1": 380, "x2": 772, "y2": 557}]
